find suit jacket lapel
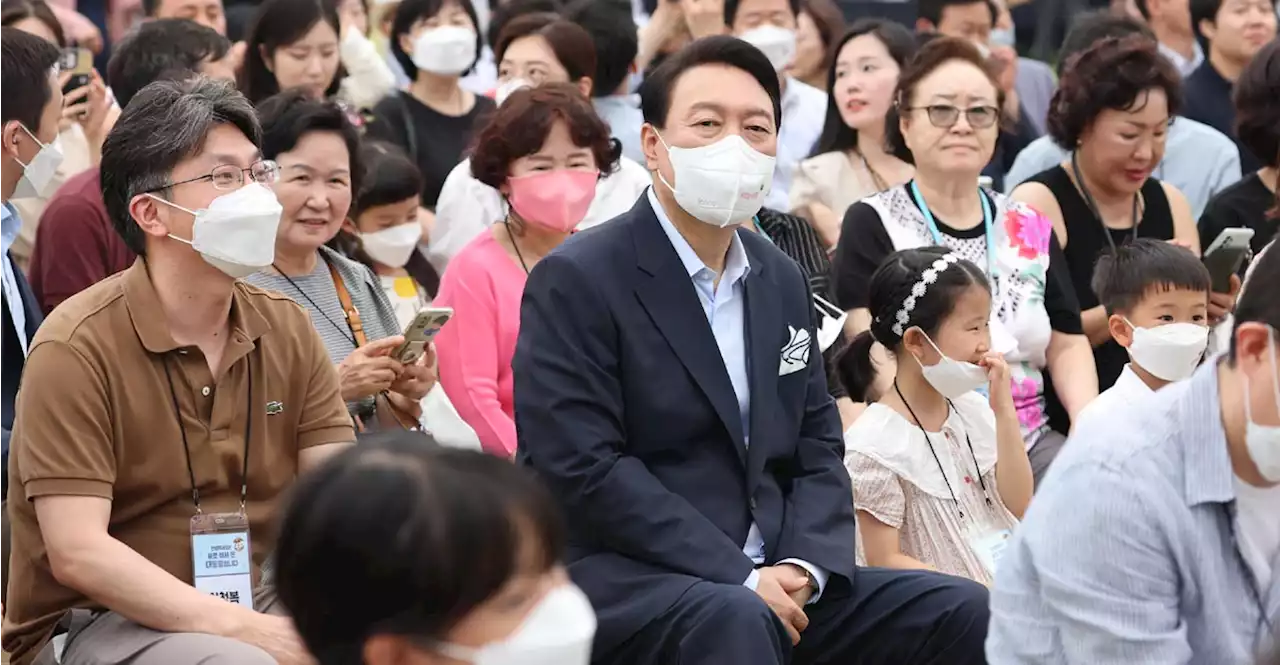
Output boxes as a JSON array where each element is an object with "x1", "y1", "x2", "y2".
[
  {"x1": 630, "y1": 198, "x2": 748, "y2": 464},
  {"x1": 743, "y1": 249, "x2": 780, "y2": 489}
]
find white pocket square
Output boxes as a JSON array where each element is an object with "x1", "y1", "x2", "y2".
[{"x1": 779, "y1": 325, "x2": 811, "y2": 376}]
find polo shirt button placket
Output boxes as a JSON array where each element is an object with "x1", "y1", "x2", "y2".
[{"x1": 201, "y1": 386, "x2": 211, "y2": 397}]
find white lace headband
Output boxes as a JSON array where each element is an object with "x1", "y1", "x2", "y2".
[{"x1": 890, "y1": 253, "x2": 963, "y2": 337}]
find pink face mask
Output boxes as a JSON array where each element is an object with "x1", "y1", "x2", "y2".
[{"x1": 507, "y1": 169, "x2": 599, "y2": 233}]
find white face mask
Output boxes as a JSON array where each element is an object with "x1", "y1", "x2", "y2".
[
  {"x1": 656, "y1": 133, "x2": 775, "y2": 228},
  {"x1": 911, "y1": 331, "x2": 989, "y2": 399},
  {"x1": 148, "y1": 183, "x2": 284, "y2": 278},
  {"x1": 1125, "y1": 319, "x2": 1209, "y2": 382},
  {"x1": 739, "y1": 25, "x2": 797, "y2": 72},
  {"x1": 1244, "y1": 327, "x2": 1280, "y2": 483},
  {"x1": 359, "y1": 222, "x2": 420, "y2": 267},
  {"x1": 12, "y1": 125, "x2": 65, "y2": 200},
  {"x1": 411, "y1": 25, "x2": 476, "y2": 76},
  {"x1": 495, "y1": 77, "x2": 532, "y2": 106},
  {"x1": 435, "y1": 584, "x2": 597, "y2": 665}
]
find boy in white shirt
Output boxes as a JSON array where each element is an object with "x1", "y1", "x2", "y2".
[{"x1": 1075, "y1": 239, "x2": 1212, "y2": 429}]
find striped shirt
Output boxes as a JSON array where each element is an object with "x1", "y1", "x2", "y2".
[
  {"x1": 987, "y1": 357, "x2": 1280, "y2": 664},
  {"x1": 246, "y1": 246, "x2": 401, "y2": 415}
]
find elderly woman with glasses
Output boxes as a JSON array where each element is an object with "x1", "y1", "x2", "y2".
[
  {"x1": 246, "y1": 90, "x2": 436, "y2": 431},
  {"x1": 831, "y1": 37, "x2": 1096, "y2": 484}
]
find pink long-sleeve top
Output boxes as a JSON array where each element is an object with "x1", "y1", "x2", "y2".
[{"x1": 433, "y1": 231, "x2": 526, "y2": 457}]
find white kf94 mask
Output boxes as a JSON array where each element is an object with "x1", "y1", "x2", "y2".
[
  {"x1": 656, "y1": 132, "x2": 776, "y2": 228},
  {"x1": 149, "y1": 183, "x2": 284, "y2": 278}
]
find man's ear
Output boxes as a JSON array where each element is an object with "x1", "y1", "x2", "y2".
[
  {"x1": 2, "y1": 121, "x2": 25, "y2": 160},
  {"x1": 915, "y1": 18, "x2": 937, "y2": 34},
  {"x1": 640, "y1": 122, "x2": 664, "y2": 172},
  {"x1": 129, "y1": 194, "x2": 173, "y2": 241},
  {"x1": 1109, "y1": 313, "x2": 1135, "y2": 348},
  {"x1": 1197, "y1": 17, "x2": 1216, "y2": 42}
]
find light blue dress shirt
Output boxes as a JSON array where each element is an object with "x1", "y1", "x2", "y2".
[
  {"x1": 769, "y1": 77, "x2": 827, "y2": 213},
  {"x1": 647, "y1": 188, "x2": 829, "y2": 602},
  {"x1": 986, "y1": 357, "x2": 1280, "y2": 664},
  {"x1": 2, "y1": 202, "x2": 28, "y2": 357},
  {"x1": 593, "y1": 95, "x2": 645, "y2": 165},
  {"x1": 1004, "y1": 116, "x2": 1242, "y2": 218}
]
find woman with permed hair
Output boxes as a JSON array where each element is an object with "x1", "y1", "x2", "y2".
[{"x1": 1008, "y1": 34, "x2": 1224, "y2": 401}]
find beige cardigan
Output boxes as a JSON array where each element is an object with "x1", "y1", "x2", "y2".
[{"x1": 788, "y1": 150, "x2": 883, "y2": 222}]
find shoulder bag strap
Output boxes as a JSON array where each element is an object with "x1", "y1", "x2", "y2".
[{"x1": 325, "y1": 259, "x2": 368, "y2": 348}]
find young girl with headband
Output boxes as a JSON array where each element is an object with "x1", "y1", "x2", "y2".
[{"x1": 840, "y1": 246, "x2": 1034, "y2": 585}]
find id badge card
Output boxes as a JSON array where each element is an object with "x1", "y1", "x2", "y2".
[
  {"x1": 967, "y1": 527, "x2": 1013, "y2": 578},
  {"x1": 190, "y1": 512, "x2": 255, "y2": 610}
]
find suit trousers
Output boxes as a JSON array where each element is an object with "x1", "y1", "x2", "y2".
[{"x1": 601, "y1": 567, "x2": 990, "y2": 665}]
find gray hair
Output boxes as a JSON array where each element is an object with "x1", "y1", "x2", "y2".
[{"x1": 100, "y1": 76, "x2": 261, "y2": 256}]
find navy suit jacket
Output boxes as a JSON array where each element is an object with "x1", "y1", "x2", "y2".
[
  {"x1": 513, "y1": 196, "x2": 857, "y2": 653},
  {"x1": 3, "y1": 252, "x2": 43, "y2": 495}
]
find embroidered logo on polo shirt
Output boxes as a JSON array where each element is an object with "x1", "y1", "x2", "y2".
[{"x1": 266, "y1": 401, "x2": 284, "y2": 415}]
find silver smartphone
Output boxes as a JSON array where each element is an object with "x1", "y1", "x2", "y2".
[{"x1": 394, "y1": 307, "x2": 453, "y2": 364}]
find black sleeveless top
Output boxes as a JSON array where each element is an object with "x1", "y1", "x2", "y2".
[{"x1": 1025, "y1": 165, "x2": 1175, "y2": 394}]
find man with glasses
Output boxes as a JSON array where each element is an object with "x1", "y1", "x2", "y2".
[
  {"x1": 28, "y1": 18, "x2": 237, "y2": 315},
  {"x1": 2, "y1": 76, "x2": 354, "y2": 665}
]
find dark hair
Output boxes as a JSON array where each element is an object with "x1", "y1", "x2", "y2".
[
  {"x1": 0, "y1": 0, "x2": 64, "y2": 46},
  {"x1": 469, "y1": 82, "x2": 620, "y2": 190},
  {"x1": 106, "y1": 19, "x2": 231, "y2": 109},
  {"x1": 724, "y1": 0, "x2": 799, "y2": 27},
  {"x1": 640, "y1": 35, "x2": 783, "y2": 130},
  {"x1": 1133, "y1": 0, "x2": 1150, "y2": 18},
  {"x1": 390, "y1": 0, "x2": 483, "y2": 81},
  {"x1": 801, "y1": 0, "x2": 847, "y2": 59},
  {"x1": 486, "y1": 0, "x2": 561, "y2": 51},
  {"x1": 0, "y1": 26, "x2": 59, "y2": 133},
  {"x1": 1090, "y1": 239, "x2": 1210, "y2": 315},
  {"x1": 564, "y1": 0, "x2": 637, "y2": 98},
  {"x1": 1047, "y1": 35, "x2": 1181, "y2": 151},
  {"x1": 811, "y1": 19, "x2": 916, "y2": 157},
  {"x1": 840, "y1": 246, "x2": 990, "y2": 401},
  {"x1": 917, "y1": 0, "x2": 995, "y2": 29},
  {"x1": 354, "y1": 140, "x2": 423, "y2": 215},
  {"x1": 1056, "y1": 11, "x2": 1154, "y2": 77},
  {"x1": 275, "y1": 432, "x2": 567, "y2": 665},
  {"x1": 495, "y1": 14, "x2": 596, "y2": 86},
  {"x1": 258, "y1": 88, "x2": 364, "y2": 195},
  {"x1": 884, "y1": 36, "x2": 1004, "y2": 165},
  {"x1": 1231, "y1": 235, "x2": 1280, "y2": 360},
  {"x1": 1189, "y1": 0, "x2": 1221, "y2": 42},
  {"x1": 101, "y1": 78, "x2": 260, "y2": 255},
  {"x1": 1234, "y1": 40, "x2": 1280, "y2": 169},
  {"x1": 240, "y1": 0, "x2": 344, "y2": 104}
]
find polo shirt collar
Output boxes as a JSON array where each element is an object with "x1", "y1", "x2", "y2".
[{"x1": 123, "y1": 259, "x2": 272, "y2": 354}]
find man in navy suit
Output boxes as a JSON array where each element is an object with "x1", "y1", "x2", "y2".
[
  {"x1": 514, "y1": 36, "x2": 989, "y2": 665},
  {"x1": 1, "y1": 28, "x2": 61, "y2": 603}
]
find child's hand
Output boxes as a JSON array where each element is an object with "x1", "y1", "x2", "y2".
[{"x1": 979, "y1": 352, "x2": 1015, "y2": 414}]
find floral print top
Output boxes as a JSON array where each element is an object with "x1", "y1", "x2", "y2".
[{"x1": 857, "y1": 183, "x2": 1083, "y2": 447}]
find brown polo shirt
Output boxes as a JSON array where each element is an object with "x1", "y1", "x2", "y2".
[{"x1": 2, "y1": 259, "x2": 355, "y2": 665}]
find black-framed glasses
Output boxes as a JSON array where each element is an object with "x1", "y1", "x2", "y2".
[
  {"x1": 904, "y1": 104, "x2": 1001, "y2": 129},
  {"x1": 144, "y1": 159, "x2": 280, "y2": 193}
]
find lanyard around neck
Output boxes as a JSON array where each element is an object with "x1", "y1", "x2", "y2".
[
  {"x1": 162, "y1": 357, "x2": 253, "y2": 513},
  {"x1": 893, "y1": 380, "x2": 993, "y2": 519},
  {"x1": 1071, "y1": 151, "x2": 1140, "y2": 251},
  {"x1": 909, "y1": 180, "x2": 996, "y2": 281}
]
